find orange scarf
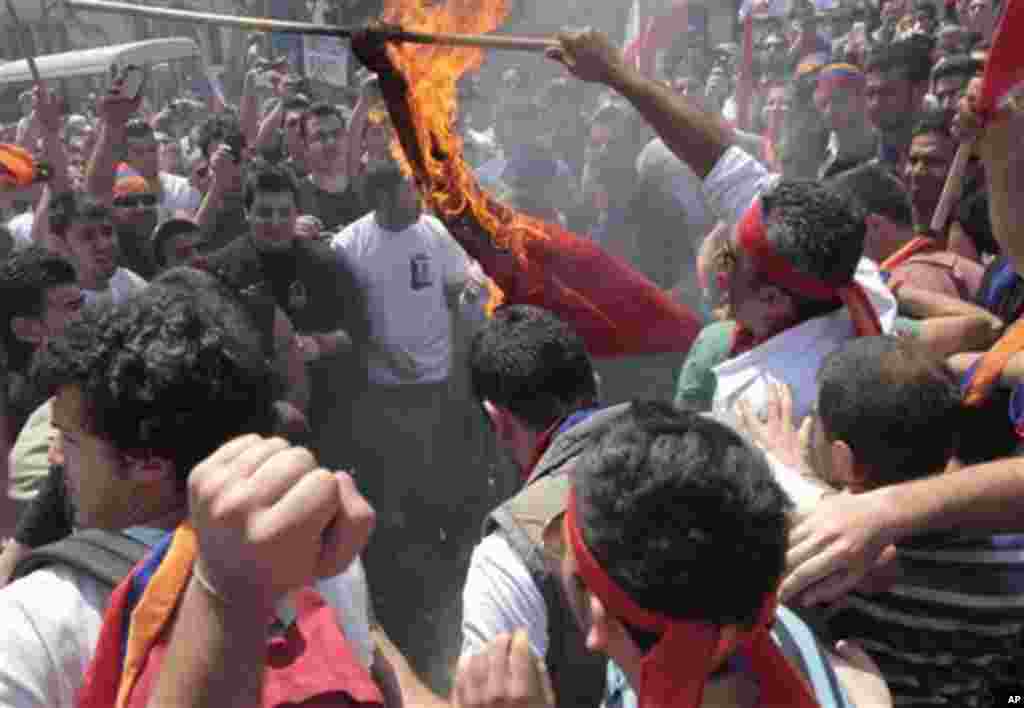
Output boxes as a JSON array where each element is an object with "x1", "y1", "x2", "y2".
[{"x1": 963, "y1": 317, "x2": 1024, "y2": 407}]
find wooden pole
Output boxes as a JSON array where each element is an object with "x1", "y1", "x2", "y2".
[
  {"x1": 65, "y1": 0, "x2": 559, "y2": 52},
  {"x1": 930, "y1": 141, "x2": 973, "y2": 234}
]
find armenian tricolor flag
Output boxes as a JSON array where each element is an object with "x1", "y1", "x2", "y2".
[{"x1": 77, "y1": 524, "x2": 382, "y2": 708}]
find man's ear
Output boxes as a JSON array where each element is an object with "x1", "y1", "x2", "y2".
[
  {"x1": 11, "y1": 316, "x2": 44, "y2": 346},
  {"x1": 759, "y1": 285, "x2": 797, "y2": 323},
  {"x1": 482, "y1": 400, "x2": 505, "y2": 434},
  {"x1": 585, "y1": 592, "x2": 612, "y2": 653},
  {"x1": 830, "y1": 439, "x2": 871, "y2": 492}
]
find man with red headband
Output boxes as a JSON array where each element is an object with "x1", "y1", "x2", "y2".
[
  {"x1": 138, "y1": 403, "x2": 892, "y2": 708},
  {"x1": 674, "y1": 180, "x2": 898, "y2": 426},
  {"x1": 544, "y1": 31, "x2": 899, "y2": 426},
  {"x1": 814, "y1": 64, "x2": 877, "y2": 180}
]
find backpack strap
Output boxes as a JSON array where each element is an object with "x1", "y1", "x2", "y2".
[
  {"x1": 11, "y1": 529, "x2": 150, "y2": 589},
  {"x1": 772, "y1": 607, "x2": 853, "y2": 708}
]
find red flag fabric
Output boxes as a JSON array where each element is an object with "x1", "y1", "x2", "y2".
[
  {"x1": 978, "y1": 0, "x2": 1024, "y2": 114},
  {"x1": 352, "y1": 24, "x2": 703, "y2": 360},
  {"x1": 77, "y1": 525, "x2": 383, "y2": 708},
  {"x1": 472, "y1": 213, "x2": 703, "y2": 358},
  {"x1": 623, "y1": 0, "x2": 690, "y2": 79}
]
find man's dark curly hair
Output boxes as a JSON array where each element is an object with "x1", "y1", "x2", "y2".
[
  {"x1": 574, "y1": 401, "x2": 791, "y2": 632},
  {"x1": 0, "y1": 246, "x2": 77, "y2": 374},
  {"x1": 32, "y1": 267, "x2": 277, "y2": 484},
  {"x1": 758, "y1": 180, "x2": 867, "y2": 321},
  {"x1": 469, "y1": 305, "x2": 596, "y2": 431}
]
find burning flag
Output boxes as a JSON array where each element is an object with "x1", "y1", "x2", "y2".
[{"x1": 352, "y1": 2, "x2": 701, "y2": 358}]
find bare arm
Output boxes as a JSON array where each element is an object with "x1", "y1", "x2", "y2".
[
  {"x1": 30, "y1": 85, "x2": 71, "y2": 249},
  {"x1": 238, "y1": 68, "x2": 263, "y2": 147},
  {"x1": 371, "y1": 626, "x2": 448, "y2": 708},
  {"x1": 272, "y1": 308, "x2": 311, "y2": 413},
  {"x1": 15, "y1": 115, "x2": 41, "y2": 153},
  {"x1": 85, "y1": 90, "x2": 140, "y2": 202},
  {"x1": 550, "y1": 30, "x2": 734, "y2": 179},
  {"x1": 146, "y1": 576, "x2": 268, "y2": 708},
  {"x1": 914, "y1": 314, "x2": 1003, "y2": 356},
  {"x1": 252, "y1": 98, "x2": 285, "y2": 156},
  {"x1": 783, "y1": 455, "x2": 1024, "y2": 605},
  {"x1": 194, "y1": 145, "x2": 240, "y2": 233},
  {"x1": 345, "y1": 81, "x2": 375, "y2": 182},
  {"x1": 896, "y1": 284, "x2": 1001, "y2": 321}
]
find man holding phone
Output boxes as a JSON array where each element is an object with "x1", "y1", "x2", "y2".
[{"x1": 85, "y1": 74, "x2": 201, "y2": 221}]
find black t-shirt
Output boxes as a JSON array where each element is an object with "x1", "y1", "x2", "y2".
[
  {"x1": 205, "y1": 235, "x2": 367, "y2": 344},
  {"x1": 115, "y1": 225, "x2": 158, "y2": 281},
  {"x1": 298, "y1": 178, "x2": 367, "y2": 233},
  {"x1": 201, "y1": 195, "x2": 250, "y2": 254}
]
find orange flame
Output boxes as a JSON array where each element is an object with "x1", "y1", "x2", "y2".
[{"x1": 381, "y1": 0, "x2": 556, "y2": 297}]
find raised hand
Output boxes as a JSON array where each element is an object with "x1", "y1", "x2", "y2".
[
  {"x1": 187, "y1": 435, "x2": 375, "y2": 612},
  {"x1": 453, "y1": 630, "x2": 556, "y2": 708},
  {"x1": 546, "y1": 28, "x2": 629, "y2": 88}
]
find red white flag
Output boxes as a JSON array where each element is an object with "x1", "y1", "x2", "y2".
[{"x1": 623, "y1": 0, "x2": 690, "y2": 79}]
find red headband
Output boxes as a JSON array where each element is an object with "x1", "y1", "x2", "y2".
[
  {"x1": 564, "y1": 487, "x2": 818, "y2": 708},
  {"x1": 737, "y1": 200, "x2": 883, "y2": 338}
]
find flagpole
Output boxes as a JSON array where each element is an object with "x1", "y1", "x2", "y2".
[
  {"x1": 64, "y1": 0, "x2": 558, "y2": 53},
  {"x1": 4, "y1": 0, "x2": 41, "y2": 82}
]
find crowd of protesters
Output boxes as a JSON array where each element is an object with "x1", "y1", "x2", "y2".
[{"x1": 0, "y1": 0, "x2": 1022, "y2": 705}]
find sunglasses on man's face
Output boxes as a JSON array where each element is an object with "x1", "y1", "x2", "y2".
[{"x1": 113, "y1": 193, "x2": 158, "y2": 209}]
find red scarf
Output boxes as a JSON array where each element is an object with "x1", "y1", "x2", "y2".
[
  {"x1": 879, "y1": 235, "x2": 939, "y2": 274},
  {"x1": 564, "y1": 488, "x2": 819, "y2": 708},
  {"x1": 730, "y1": 200, "x2": 883, "y2": 356}
]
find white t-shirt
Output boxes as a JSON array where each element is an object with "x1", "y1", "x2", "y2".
[
  {"x1": 332, "y1": 213, "x2": 474, "y2": 385},
  {"x1": 460, "y1": 532, "x2": 548, "y2": 661},
  {"x1": 0, "y1": 552, "x2": 375, "y2": 708},
  {"x1": 6, "y1": 212, "x2": 34, "y2": 250},
  {"x1": 158, "y1": 172, "x2": 201, "y2": 218},
  {"x1": 82, "y1": 267, "x2": 147, "y2": 305}
]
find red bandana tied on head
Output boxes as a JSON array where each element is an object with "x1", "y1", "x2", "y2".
[
  {"x1": 731, "y1": 199, "x2": 882, "y2": 355},
  {"x1": 564, "y1": 487, "x2": 819, "y2": 708}
]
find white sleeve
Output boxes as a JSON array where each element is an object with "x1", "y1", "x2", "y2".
[
  {"x1": 0, "y1": 568, "x2": 107, "y2": 708},
  {"x1": 315, "y1": 556, "x2": 375, "y2": 669},
  {"x1": 460, "y1": 533, "x2": 549, "y2": 661},
  {"x1": 702, "y1": 146, "x2": 780, "y2": 225},
  {"x1": 330, "y1": 222, "x2": 359, "y2": 256}
]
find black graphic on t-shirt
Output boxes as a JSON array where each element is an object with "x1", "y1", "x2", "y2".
[{"x1": 410, "y1": 253, "x2": 433, "y2": 290}]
